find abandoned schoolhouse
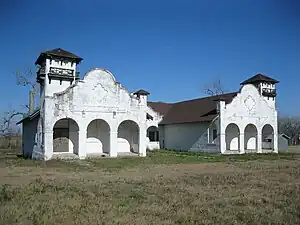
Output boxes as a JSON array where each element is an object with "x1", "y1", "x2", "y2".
[{"x1": 17, "y1": 48, "x2": 279, "y2": 160}]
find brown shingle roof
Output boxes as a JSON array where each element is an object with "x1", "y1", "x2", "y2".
[
  {"x1": 148, "y1": 92, "x2": 237, "y2": 125},
  {"x1": 147, "y1": 101, "x2": 173, "y2": 116},
  {"x1": 241, "y1": 73, "x2": 279, "y2": 85},
  {"x1": 35, "y1": 48, "x2": 83, "y2": 65}
]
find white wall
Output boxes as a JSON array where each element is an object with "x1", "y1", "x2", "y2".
[
  {"x1": 44, "y1": 58, "x2": 77, "y2": 97},
  {"x1": 259, "y1": 83, "x2": 276, "y2": 109},
  {"x1": 37, "y1": 68, "x2": 158, "y2": 160},
  {"x1": 69, "y1": 120, "x2": 79, "y2": 154},
  {"x1": 219, "y1": 83, "x2": 278, "y2": 154},
  {"x1": 164, "y1": 122, "x2": 209, "y2": 151}
]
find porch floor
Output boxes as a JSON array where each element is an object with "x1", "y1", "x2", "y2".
[
  {"x1": 117, "y1": 152, "x2": 139, "y2": 157},
  {"x1": 51, "y1": 152, "x2": 140, "y2": 160}
]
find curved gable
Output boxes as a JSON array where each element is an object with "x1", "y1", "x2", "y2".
[
  {"x1": 53, "y1": 68, "x2": 140, "y2": 111},
  {"x1": 225, "y1": 84, "x2": 274, "y2": 117}
]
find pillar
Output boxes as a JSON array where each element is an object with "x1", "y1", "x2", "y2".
[
  {"x1": 239, "y1": 132, "x2": 245, "y2": 154},
  {"x1": 78, "y1": 129, "x2": 87, "y2": 159},
  {"x1": 273, "y1": 133, "x2": 278, "y2": 153},
  {"x1": 43, "y1": 129, "x2": 53, "y2": 160},
  {"x1": 220, "y1": 133, "x2": 226, "y2": 154},
  {"x1": 110, "y1": 130, "x2": 118, "y2": 157},
  {"x1": 257, "y1": 132, "x2": 262, "y2": 153},
  {"x1": 139, "y1": 127, "x2": 147, "y2": 157},
  {"x1": 207, "y1": 127, "x2": 210, "y2": 143}
]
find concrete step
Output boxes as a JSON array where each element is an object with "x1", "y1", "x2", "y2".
[
  {"x1": 223, "y1": 150, "x2": 240, "y2": 155},
  {"x1": 51, "y1": 153, "x2": 79, "y2": 160}
]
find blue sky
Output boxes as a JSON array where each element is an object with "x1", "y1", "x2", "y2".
[{"x1": 0, "y1": 0, "x2": 300, "y2": 116}]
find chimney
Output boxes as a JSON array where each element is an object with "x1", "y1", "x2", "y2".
[{"x1": 29, "y1": 90, "x2": 34, "y2": 114}]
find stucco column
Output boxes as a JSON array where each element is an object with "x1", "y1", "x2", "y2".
[
  {"x1": 43, "y1": 129, "x2": 53, "y2": 160},
  {"x1": 220, "y1": 133, "x2": 226, "y2": 154},
  {"x1": 257, "y1": 132, "x2": 262, "y2": 153},
  {"x1": 207, "y1": 127, "x2": 210, "y2": 143},
  {"x1": 139, "y1": 128, "x2": 147, "y2": 157},
  {"x1": 110, "y1": 131, "x2": 118, "y2": 157},
  {"x1": 78, "y1": 129, "x2": 87, "y2": 159},
  {"x1": 239, "y1": 133, "x2": 245, "y2": 154},
  {"x1": 273, "y1": 133, "x2": 278, "y2": 153}
]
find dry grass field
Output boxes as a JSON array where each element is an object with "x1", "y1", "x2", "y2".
[{"x1": 0, "y1": 148, "x2": 300, "y2": 225}]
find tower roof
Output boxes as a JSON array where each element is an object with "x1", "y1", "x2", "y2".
[
  {"x1": 240, "y1": 73, "x2": 279, "y2": 85},
  {"x1": 133, "y1": 89, "x2": 150, "y2": 95},
  {"x1": 35, "y1": 48, "x2": 83, "y2": 65}
]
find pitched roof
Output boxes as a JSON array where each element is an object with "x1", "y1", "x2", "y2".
[
  {"x1": 148, "y1": 92, "x2": 237, "y2": 125},
  {"x1": 148, "y1": 101, "x2": 173, "y2": 116},
  {"x1": 134, "y1": 89, "x2": 150, "y2": 95},
  {"x1": 16, "y1": 109, "x2": 40, "y2": 125},
  {"x1": 241, "y1": 74, "x2": 279, "y2": 85},
  {"x1": 279, "y1": 134, "x2": 290, "y2": 139},
  {"x1": 35, "y1": 48, "x2": 83, "y2": 65}
]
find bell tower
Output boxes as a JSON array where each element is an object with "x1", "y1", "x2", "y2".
[
  {"x1": 240, "y1": 73, "x2": 279, "y2": 108},
  {"x1": 35, "y1": 48, "x2": 83, "y2": 97}
]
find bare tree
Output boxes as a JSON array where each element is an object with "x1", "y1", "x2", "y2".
[
  {"x1": 0, "y1": 110, "x2": 23, "y2": 136},
  {"x1": 278, "y1": 116, "x2": 300, "y2": 145},
  {"x1": 0, "y1": 69, "x2": 38, "y2": 135},
  {"x1": 15, "y1": 68, "x2": 39, "y2": 112},
  {"x1": 202, "y1": 77, "x2": 226, "y2": 96}
]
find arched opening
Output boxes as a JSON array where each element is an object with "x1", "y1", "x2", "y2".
[
  {"x1": 147, "y1": 126, "x2": 159, "y2": 142},
  {"x1": 86, "y1": 119, "x2": 110, "y2": 155},
  {"x1": 147, "y1": 126, "x2": 159, "y2": 150},
  {"x1": 53, "y1": 118, "x2": 79, "y2": 154},
  {"x1": 209, "y1": 123, "x2": 218, "y2": 144},
  {"x1": 225, "y1": 123, "x2": 240, "y2": 151},
  {"x1": 244, "y1": 124, "x2": 258, "y2": 153},
  {"x1": 262, "y1": 124, "x2": 274, "y2": 150},
  {"x1": 117, "y1": 120, "x2": 139, "y2": 154}
]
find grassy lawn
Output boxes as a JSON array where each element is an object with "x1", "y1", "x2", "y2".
[{"x1": 0, "y1": 149, "x2": 300, "y2": 224}]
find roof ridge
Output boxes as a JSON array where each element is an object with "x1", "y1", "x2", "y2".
[
  {"x1": 241, "y1": 73, "x2": 279, "y2": 85},
  {"x1": 172, "y1": 91, "x2": 238, "y2": 104},
  {"x1": 148, "y1": 92, "x2": 238, "y2": 105}
]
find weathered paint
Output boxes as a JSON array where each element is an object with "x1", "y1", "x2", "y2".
[
  {"x1": 219, "y1": 83, "x2": 278, "y2": 154},
  {"x1": 25, "y1": 55, "x2": 162, "y2": 160}
]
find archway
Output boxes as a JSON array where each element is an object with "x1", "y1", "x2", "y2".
[
  {"x1": 147, "y1": 126, "x2": 159, "y2": 142},
  {"x1": 209, "y1": 123, "x2": 218, "y2": 144},
  {"x1": 86, "y1": 119, "x2": 110, "y2": 154},
  {"x1": 147, "y1": 126, "x2": 159, "y2": 150},
  {"x1": 117, "y1": 120, "x2": 139, "y2": 153},
  {"x1": 225, "y1": 123, "x2": 240, "y2": 151},
  {"x1": 244, "y1": 124, "x2": 258, "y2": 152},
  {"x1": 262, "y1": 124, "x2": 274, "y2": 150},
  {"x1": 53, "y1": 118, "x2": 79, "y2": 154}
]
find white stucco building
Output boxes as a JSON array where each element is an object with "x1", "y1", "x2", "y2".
[
  {"x1": 18, "y1": 48, "x2": 279, "y2": 160},
  {"x1": 148, "y1": 74, "x2": 279, "y2": 154}
]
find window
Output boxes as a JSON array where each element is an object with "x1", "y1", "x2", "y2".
[
  {"x1": 213, "y1": 129, "x2": 217, "y2": 140},
  {"x1": 146, "y1": 113, "x2": 153, "y2": 120},
  {"x1": 148, "y1": 131, "x2": 159, "y2": 142}
]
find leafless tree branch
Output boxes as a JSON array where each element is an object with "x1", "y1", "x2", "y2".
[
  {"x1": 202, "y1": 77, "x2": 226, "y2": 96},
  {"x1": 15, "y1": 68, "x2": 39, "y2": 97},
  {"x1": 278, "y1": 116, "x2": 300, "y2": 145},
  {"x1": 0, "y1": 110, "x2": 23, "y2": 136}
]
